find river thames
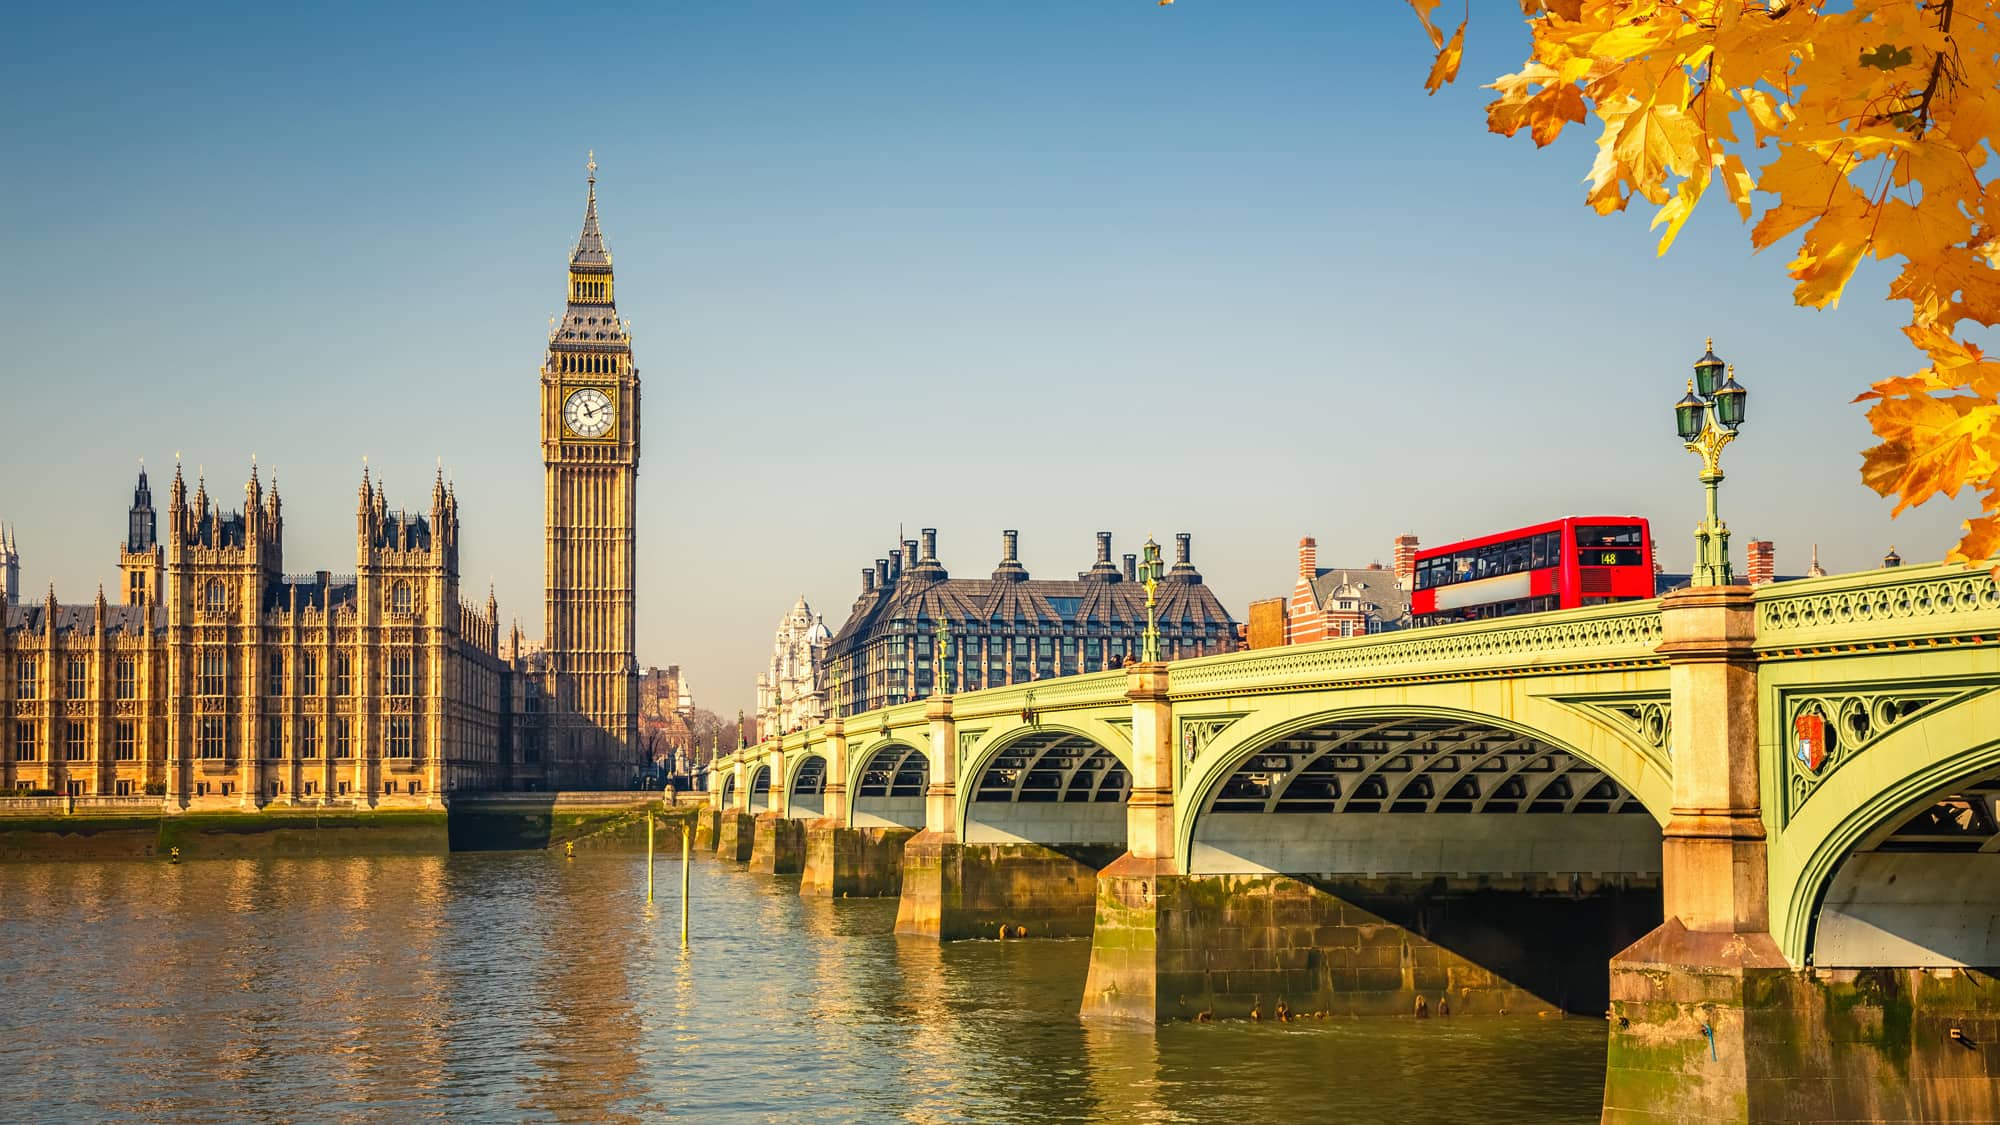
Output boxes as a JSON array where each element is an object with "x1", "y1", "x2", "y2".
[{"x1": 0, "y1": 852, "x2": 1608, "y2": 1123}]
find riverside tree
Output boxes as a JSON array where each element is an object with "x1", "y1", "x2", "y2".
[{"x1": 1412, "y1": 0, "x2": 2000, "y2": 561}]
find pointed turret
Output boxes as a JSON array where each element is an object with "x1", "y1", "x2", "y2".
[
  {"x1": 1808, "y1": 544, "x2": 1826, "y2": 579},
  {"x1": 128, "y1": 463, "x2": 157, "y2": 552},
  {"x1": 572, "y1": 150, "x2": 610, "y2": 268}
]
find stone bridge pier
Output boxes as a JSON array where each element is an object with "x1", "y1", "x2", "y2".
[{"x1": 892, "y1": 698, "x2": 1128, "y2": 940}]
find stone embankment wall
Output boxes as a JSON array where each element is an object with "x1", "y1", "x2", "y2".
[{"x1": 0, "y1": 796, "x2": 692, "y2": 859}]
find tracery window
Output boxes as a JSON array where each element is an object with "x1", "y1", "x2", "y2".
[
  {"x1": 116, "y1": 658, "x2": 136, "y2": 700},
  {"x1": 65, "y1": 721, "x2": 87, "y2": 761},
  {"x1": 67, "y1": 658, "x2": 88, "y2": 699},
  {"x1": 115, "y1": 721, "x2": 136, "y2": 762},
  {"x1": 199, "y1": 717, "x2": 226, "y2": 760},
  {"x1": 387, "y1": 717, "x2": 414, "y2": 759},
  {"x1": 199, "y1": 651, "x2": 226, "y2": 697},
  {"x1": 17, "y1": 659, "x2": 36, "y2": 700},
  {"x1": 301, "y1": 718, "x2": 319, "y2": 759},
  {"x1": 205, "y1": 580, "x2": 226, "y2": 612},
  {"x1": 14, "y1": 721, "x2": 37, "y2": 762},
  {"x1": 392, "y1": 583, "x2": 412, "y2": 615}
]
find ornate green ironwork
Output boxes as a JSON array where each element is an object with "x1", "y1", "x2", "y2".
[{"x1": 1141, "y1": 535, "x2": 1164, "y2": 664}]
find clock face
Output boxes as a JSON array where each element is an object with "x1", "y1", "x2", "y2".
[{"x1": 563, "y1": 387, "x2": 615, "y2": 438}]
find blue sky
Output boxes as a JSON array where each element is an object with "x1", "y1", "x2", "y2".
[{"x1": 0, "y1": 2, "x2": 1970, "y2": 713}]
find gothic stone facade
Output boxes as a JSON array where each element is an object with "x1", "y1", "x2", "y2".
[
  {"x1": 0, "y1": 464, "x2": 518, "y2": 807},
  {"x1": 0, "y1": 162, "x2": 647, "y2": 804},
  {"x1": 825, "y1": 529, "x2": 1238, "y2": 715}
]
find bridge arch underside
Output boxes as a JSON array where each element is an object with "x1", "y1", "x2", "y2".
[
  {"x1": 787, "y1": 754, "x2": 828, "y2": 820},
  {"x1": 964, "y1": 730, "x2": 1129, "y2": 847},
  {"x1": 719, "y1": 773, "x2": 736, "y2": 808},
  {"x1": 852, "y1": 742, "x2": 927, "y2": 830},
  {"x1": 1181, "y1": 714, "x2": 1664, "y2": 1015},
  {"x1": 1191, "y1": 715, "x2": 1663, "y2": 883},
  {"x1": 1811, "y1": 767, "x2": 2000, "y2": 970},
  {"x1": 748, "y1": 766, "x2": 771, "y2": 815}
]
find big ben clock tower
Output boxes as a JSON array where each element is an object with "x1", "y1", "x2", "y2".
[{"x1": 541, "y1": 153, "x2": 641, "y2": 785}]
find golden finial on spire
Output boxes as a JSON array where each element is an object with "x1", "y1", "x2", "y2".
[{"x1": 587, "y1": 150, "x2": 597, "y2": 181}]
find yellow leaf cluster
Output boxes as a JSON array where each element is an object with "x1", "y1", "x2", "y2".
[{"x1": 1415, "y1": 0, "x2": 2000, "y2": 563}]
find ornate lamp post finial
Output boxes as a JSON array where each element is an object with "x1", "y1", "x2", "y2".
[{"x1": 1676, "y1": 339, "x2": 1750, "y2": 586}]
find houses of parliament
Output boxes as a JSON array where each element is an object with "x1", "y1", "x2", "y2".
[{"x1": 0, "y1": 161, "x2": 643, "y2": 807}]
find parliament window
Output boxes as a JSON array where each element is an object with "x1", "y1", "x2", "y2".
[
  {"x1": 14, "y1": 721, "x2": 37, "y2": 762},
  {"x1": 65, "y1": 720, "x2": 87, "y2": 761},
  {"x1": 67, "y1": 658, "x2": 88, "y2": 699},
  {"x1": 387, "y1": 717, "x2": 413, "y2": 759},
  {"x1": 300, "y1": 654, "x2": 319, "y2": 695},
  {"x1": 332, "y1": 717, "x2": 352, "y2": 759},
  {"x1": 392, "y1": 583, "x2": 412, "y2": 615},
  {"x1": 116, "y1": 658, "x2": 136, "y2": 700},
  {"x1": 199, "y1": 717, "x2": 226, "y2": 760},
  {"x1": 17, "y1": 659, "x2": 35, "y2": 700},
  {"x1": 205, "y1": 580, "x2": 226, "y2": 612},
  {"x1": 335, "y1": 655, "x2": 353, "y2": 696},
  {"x1": 199, "y1": 651, "x2": 226, "y2": 697},
  {"x1": 267, "y1": 723, "x2": 283, "y2": 760},
  {"x1": 389, "y1": 654, "x2": 413, "y2": 696},
  {"x1": 115, "y1": 720, "x2": 136, "y2": 762},
  {"x1": 300, "y1": 718, "x2": 318, "y2": 759},
  {"x1": 267, "y1": 654, "x2": 284, "y2": 696}
]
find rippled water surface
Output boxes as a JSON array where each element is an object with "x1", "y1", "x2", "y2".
[{"x1": 0, "y1": 853, "x2": 1609, "y2": 1123}]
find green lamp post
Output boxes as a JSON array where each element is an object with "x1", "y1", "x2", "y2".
[
  {"x1": 933, "y1": 623, "x2": 952, "y2": 698},
  {"x1": 1140, "y1": 535, "x2": 1164, "y2": 664},
  {"x1": 1676, "y1": 338, "x2": 1750, "y2": 587}
]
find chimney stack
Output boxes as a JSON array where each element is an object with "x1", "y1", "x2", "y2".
[
  {"x1": 1122, "y1": 553, "x2": 1137, "y2": 582},
  {"x1": 1096, "y1": 531, "x2": 1113, "y2": 564},
  {"x1": 993, "y1": 529, "x2": 1028, "y2": 582},
  {"x1": 1299, "y1": 536, "x2": 1319, "y2": 581},
  {"x1": 876, "y1": 558, "x2": 891, "y2": 588},
  {"x1": 1746, "y1": 539, "x2": 1775, "y2": 586},
  {"x1": 1393, "y1": 534, "x2": 1420, "y2": 590},
  {"x1": 902, "y1": 540, "x2": 918, "y2": 571},
  {"x1": 862, "y1": 567, "x2": 876, "y2": 594},
  {"x1": 920, "y1": 528, "x2": 938, "y2": 562},
  {"x1": 1175, "y1": 533, "x2": 1191, "y2": 566}
]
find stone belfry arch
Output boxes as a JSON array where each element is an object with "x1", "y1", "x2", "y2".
[{"x1": 541, "y1": 153, "x2": 642, "y2": 785}]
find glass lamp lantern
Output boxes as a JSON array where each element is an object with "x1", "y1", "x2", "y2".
[
  {"x1": 1713, "y1": 367, "x2": 1747, "y2": 429},
  {"x1": 1675, "y1": 382, "x2": 1707, "y2": 441},
  {"x1": 1694, "y1": 339, "x2": 1726, "y2": 398}
]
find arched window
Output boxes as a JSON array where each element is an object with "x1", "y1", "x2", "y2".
[
  {"x1": 205, "y1": 580, "x2": 225, "y2": 612},
  {"x1": 392, "y1": 583, "x2": 412, "y2": 615}
]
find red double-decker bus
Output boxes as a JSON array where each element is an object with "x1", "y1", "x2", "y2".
[{"x1": 1410, "y1": 517, "x2": 1654, "y2": 627}]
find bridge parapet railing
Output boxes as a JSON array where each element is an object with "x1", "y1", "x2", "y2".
[
  {"x1": 1167, "y1": 599, "x2": 1667, "y2": 697},
  {"x1": 943, "y1": 670, "x2": 1129, "y2": 722},
  {"x1": 1754, "y1": 562, "x2": 2000, "y2": 654}
]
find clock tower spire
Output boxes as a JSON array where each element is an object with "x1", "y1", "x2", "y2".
[{"x1": 540, "y1": 153, "x2": 642, "y2": 786}]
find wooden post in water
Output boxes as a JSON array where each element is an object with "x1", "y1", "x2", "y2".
[
  {"x1": 646, "y1": 812, "x2": 655, "y2": 904},
  {"x1": 680, "y1": 820, "x2": 691, "y2": 945}
]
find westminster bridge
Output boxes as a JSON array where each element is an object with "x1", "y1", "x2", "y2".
[{"x1": 699, "y1": 563, "x2": 2000, "y2": 1123}]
